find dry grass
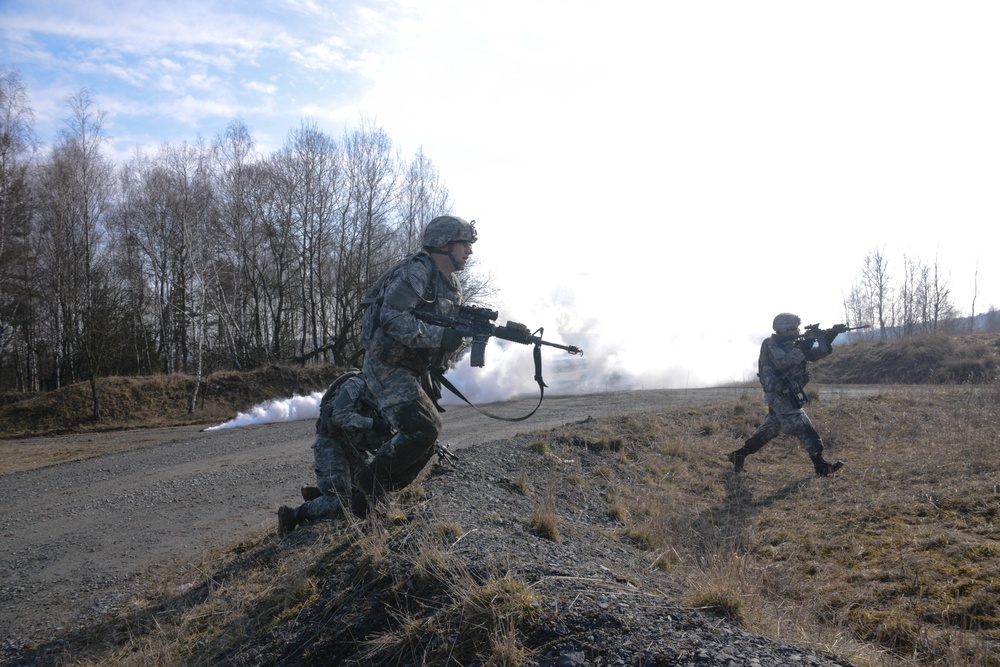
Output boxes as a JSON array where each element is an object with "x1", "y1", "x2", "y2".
[
  {"x1": 528, "y1": 439, "x2": 551, "y2": 456},
  {"x1": 76, "y1": 484, "x2": 546, "y2": 667},
  {"x1": 555, "y1": 384, "x2": 1000, "y2": 667},
  {"x1": 685, "y1": 550, "x2": 766, "y2": 625},
  {"x1": 527, "y1": 483, "x2": 561, "y2": 542},
  {"x1": 70, "y1": 527, "x2": 346, "y2": 666}
]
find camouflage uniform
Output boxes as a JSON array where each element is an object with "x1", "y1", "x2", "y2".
[
  {"x1": 729, "y1": 314, "x2": 844, "y2": 476},
  {"x1": 352, "y1": 217, "x2": 473, "y2": 516},
  {"x1": 277, "y1": 372, "x2": 389, "y2": 536}
]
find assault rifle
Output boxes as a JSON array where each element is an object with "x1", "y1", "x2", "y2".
[
  {"x1": 435, "y1": 441, "x2": 460, "y2": 466},
  {"x1": 415, "y1": 305, "x2": 583, "y2": 367},
  {"x1": 413, "y1": 305, "x2": 583, "y2": 422},
  {"x1": 797, "y1": 322, "x2": 870, "y2": 346}
]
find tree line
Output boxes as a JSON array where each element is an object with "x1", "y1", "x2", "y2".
[
  {"x1": 0, "y1": 66, "x2": 480, "y2": 408},
  {"x1": 843, "y1": 245, "x2": 999, "y2": 339}
]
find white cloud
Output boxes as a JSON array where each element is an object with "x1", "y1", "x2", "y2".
[
  {"x1": 245, "y1": 80, "x2": 278, "y2": 95},
  {"x1": 186, "y1": 71, "x2": 223, "y2": 92},
  {"x1": 289, "y1": 38, "x2": 353, "y2": 71}
]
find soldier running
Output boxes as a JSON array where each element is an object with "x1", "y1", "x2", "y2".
[{"x1": 728, "y1": 312, "x2": 845, "y2": 477}]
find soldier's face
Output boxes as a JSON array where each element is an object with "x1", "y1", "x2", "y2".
[{"x1": 449, "y1": 241, "x2": 473, "y2": 270}]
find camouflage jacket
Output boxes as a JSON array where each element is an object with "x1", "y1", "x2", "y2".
[
  {"x1": 359, "y1": 252, "x2": 463, "y2": 373},
  {"x1": 316, "y1": 374, "x2": 386, "y2": 456},
  {"x1": 757, "y1": 335, "x2": 831, "y2": 397}
]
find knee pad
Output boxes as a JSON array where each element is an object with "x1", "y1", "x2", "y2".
[{"x1": 395, "y1": 402, "x2": 441, "y2": 446}]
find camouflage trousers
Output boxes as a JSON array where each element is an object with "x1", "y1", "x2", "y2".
[
  {"x1": 299, "y1": 435, "x2": 368, "y2": 522},
  {"x1": 359, "y1": 355, "x2": 443, "y2": 493},
  {"x1": 745, "y1": 393, "x2": 824, "y2": 457}
]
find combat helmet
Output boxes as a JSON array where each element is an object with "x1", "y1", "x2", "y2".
[
  {"x1": 422, "y1": 216, "x2": 477, "y2": 248},
  {"x1": 772, "y1": 312, "x2": 801, "y2": 333}
]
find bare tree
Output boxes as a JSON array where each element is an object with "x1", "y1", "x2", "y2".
[
  {"x1": 862, "y1": 246, "x2": 892, "y2": 338},
  {"x1": 344, "y1": 117, "x2": 399, "y2": 284},
  {"x1": 929, "y1": 253, "x2": 957, "y2": 331},
  {"x1": 970, "y1": 261, "x2": 979, "y2": 331},
  {"x1": 846, "y1": 245, "x2": 973, "y2": 339},
  {"x1": 913, "y1": 261, "x2": 933, "y2": 333},
  {"x1": 34, "y1": 90, "x2": 115, "y2": 417},
  {"x1": 211, "y1": 120, "x2": 267, "y2": 369},
  {"x1": 181, "y1": 141, "x2": 217, "y2": 410},
  {"x1": 108, "y1": 152, "x2": 159, "y2": 374},
  {"x1": 333, "y1": 118, "x2": 400, "y2": 365},
  {"x1": 275, "y1": 121, "x2": 343, "y2": 362},
  {"x1": 398, "y1": 146, "x2": 451, "y2": 253},
  {"x1": 843, "y1": 284, "x2": 872, "y2": 337},
  {"x1": 897, "y1": 254, "x2": 921, "y2": 337},
  {"x1": 244, "y1": 156, "x2": 292, "y2": 361},
  {"x1": 120, "y1": 149, "x2": 178, "y2": 372},
  {"x1": 0, "y1": 67, "x2": 38, "y2": 390}
]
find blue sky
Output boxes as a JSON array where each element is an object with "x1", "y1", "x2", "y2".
[{"x1": 4, "y1": 0, "x2": 1000, "y2": 394}]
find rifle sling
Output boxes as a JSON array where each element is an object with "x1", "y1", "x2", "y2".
[{"x1": 431, "y1": 343, "x2": 547, "y2": 422}]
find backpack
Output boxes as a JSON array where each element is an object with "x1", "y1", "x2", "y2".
[
  {"x1": 315, "y1": 368, "x2": 363, "y2": 437},
  {"x1": 359, "y1": 253, "x2": 437, "y2": 352},
  {"x1": 319, "y1": 368, "x2": 362, "y2": 407}
]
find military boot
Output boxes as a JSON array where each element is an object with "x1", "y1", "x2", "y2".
[
  {"x1": 300, "y1": 485, "x2": 322, "y2": 502},
  {"x1": 277, "y1": 505, "x2": 300, "y2": 537},
  {"x1": 351, "y1": 466, "x2": 388, "y2": 519},
  {"x1": 727, "y1": 450, "x2": 747, "y2": 473},
  {"x1": 810, "y1": 453, "x2": 844, "y2": 477},
  {"x1": 728, "y1": 433, "x2": 769, "y2": 473}
]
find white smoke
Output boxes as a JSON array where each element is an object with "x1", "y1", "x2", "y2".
[
  {"x1": 204, "y1": 390, "x2": 324, "y2": 430},
  {"x1": 204, "y1": 287, "x2": 765, "y2": 429},
  {"x1": 438, "y1": 288, "x2": 763, "y2": 405}
]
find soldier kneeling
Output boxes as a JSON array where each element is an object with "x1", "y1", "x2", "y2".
[{"x1": 278, "y1": 369, "x2": 392, "y2": 537}]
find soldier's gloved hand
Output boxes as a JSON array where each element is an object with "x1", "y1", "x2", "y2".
[
  {"x1": 441, "y1": 327, "x2": 465, "y2": 352},
  {"x1": 372, "y1": 416, "x2": 393, "y2": 437},
  {"x1": 796, "y1": 338, "x2": 814, "y2": 353}
]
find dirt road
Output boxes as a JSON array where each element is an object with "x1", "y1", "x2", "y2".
[{"x1": 0, "y1": 385, "x2": 795, "y2": 648}]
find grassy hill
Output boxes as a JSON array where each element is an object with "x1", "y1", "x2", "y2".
[
  {"x1": 811, "y1": 332, "x2": 1000, "y2": 385},
  {"x1": 0, "y1": 365, "x2": 344, "y2": 439}
]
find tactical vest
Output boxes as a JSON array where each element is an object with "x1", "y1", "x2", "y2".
[
  {"x1": 758, "y1": 337, "x2": 810, "y2": 395},
  {"x1": 359, "y1": 253, "x2": 437, "y2": 352},
  {"x1": 359, "y1": 253, "x2": 460, "y2": 372}
]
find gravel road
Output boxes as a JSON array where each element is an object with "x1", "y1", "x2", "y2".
[{"x1": 0, "y1": 385, "x2": 833, "y2": 651}]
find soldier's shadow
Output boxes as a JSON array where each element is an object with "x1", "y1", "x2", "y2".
[
  {"x1": 687, "y1": 467, "x2": 814, "y2": 554},
  {"x1": 726, "y1": 473, "x2": 811, "y2": 511}
]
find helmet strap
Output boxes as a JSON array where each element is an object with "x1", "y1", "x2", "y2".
[{"x1": 428, "y1": 242, "x2": 462, "y2": 271}]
